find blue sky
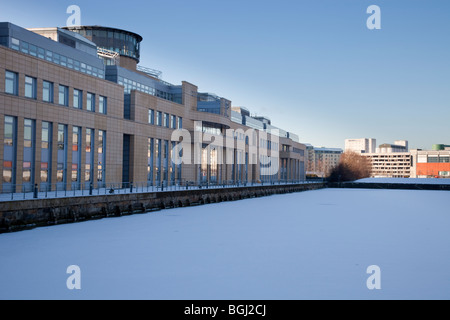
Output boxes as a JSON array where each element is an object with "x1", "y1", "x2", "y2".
[{"x1": 1, "y1": 0, "x2": 449, "y2": 149}]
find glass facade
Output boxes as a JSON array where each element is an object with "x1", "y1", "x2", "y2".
[
  {"x1": 115, "y1": 75, "x2": 177, "y2": 103},
  {"x1": 67, "y1": 27, "x2": 141, "y2": 62}
]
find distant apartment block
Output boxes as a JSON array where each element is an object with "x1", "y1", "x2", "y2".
[
  {"x1": 346, "y1": 139, "x2": 411, "y2": 178},
  {"x1": 306, "y1": 144, "x2": 342, "y2": 177},
  {"x1": 345, "y1": 138, "x2": 376, "y2": 154},
  {"x1": 364, "y1": 153, "x2": 412, "y2": 178}
]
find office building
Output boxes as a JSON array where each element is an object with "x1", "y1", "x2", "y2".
[
  {"x1": 345, "y1": 138, "x2": 376, "y2": 154},
  {"x1": 0, "y1": 22, "x2": 306, "y2": 193},
  {"x1": 306, "y1": 144, "x2": 342, "y2": 178},
  {"x1": 410, "y1": 149, "x2": 450, "y2": 178}
]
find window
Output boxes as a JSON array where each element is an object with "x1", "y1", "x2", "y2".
[
  {"x1": 73, "y1": 89, "x2": 82, "y2": 109},
  {"x1": 72, "y1": 127, "x2": 81, "y2": 184},
  {"x1": 24, "y1": 119, "x2": 34, "y2": 148},
  {"x1": 164, "y1": 113, "x2": 170, "y2": 128},
  {"x1": 43, "y1": 81, "x2": 54, "y2": 103},
  {"x1": 41, "y1": 121, "x2": 50, "y2": 149},
  {"x1": 171, "y1": 115, "x2": 176, "y2": 129},
  {"x1": 46, "y1": 50, "x2": 53, "y2": 62},
  {"x1": 148, "y1": 109, "x2": 154, "y2": 125},
  {"x1": 37, "y1": 47, "x2": 45, "y2": 59},
  {"x1": 155, "y1": 139, "x2": 161, "y2": 183},
  {"x1": 23, "y1": 119, "x2": 35, "y2": 187},
  {"x1": 20, "y1": 41, "x2": 29, "y2": 54},
  {"x1": 59, "y1": 85, "x2": 69, "y2": 106},
  {"x1": 11, "y1": 38, "x2": 20, "y2": 50},
  {"x1": 3, "y1": 116, "x2": 16, "y2": 186},
  {"x1": 5, "y1": 71, "x2": 18, "y2": 95},
  {"x1": 29, "y1": 44, "x2": 37, "y2": 57},
  {"x1": 24, "y1": 76, "x2": 37, "y2": 99},
  {"x1": 98, "y1": 96, "x2": 107, "y2": 114},
  {"x1": 148, "y1": 138, "x2": 154, "y2": 184},
  {"x1": 156, "y1": 111, "x2": 162, "y2": 126},
  {"x1": 4, "y1": 116, "x2": 15, "y2": 147},
  {"x1": 39, "y1": 121, "x2": 52, "y2": 187},
  {"x1": 85, "y1": 128, "x2": 94, "y2": 184},
  {"x1": 97, "y1": 130, "x2": 106, "y2": 185},
  {"x1": 57, "y1": 124, "x2": 67, "y2": 186},
  {"x1": 178, "y1": 117, "x2": 182, "y2": 129},
  {"x1": 72, "y1": 127, "x2": 80, "y2": 152},
  {"x1": 87, "y1": 93, "x2": 95, "y2": 112}
]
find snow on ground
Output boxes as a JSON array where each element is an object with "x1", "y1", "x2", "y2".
[
  {"x1": 356, "y1": 177, "x2": 450, "y2": 184},
  {"x1": 0, "y1": 188, "x2": 449, "y2": 300}
]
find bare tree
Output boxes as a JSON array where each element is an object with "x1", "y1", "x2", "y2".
[{"x1": 328, "y1": 151, "x2": 372, "y2": 182}]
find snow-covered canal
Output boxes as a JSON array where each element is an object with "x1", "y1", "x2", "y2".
[{"x1": 1, "y1": 188, "x2": 449, "y2": 300}]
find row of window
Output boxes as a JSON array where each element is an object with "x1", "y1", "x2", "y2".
[
  {"x1": 4, "y1": 70, "x2": 107, "y2": 114},
  {"x1": 3, "y1": 116, "x2": 106, "y2": 191},
  {"x1": 118, "y1": 76, "x2": 176, "y2": 103},
  {"x1": 9, "y1": 37, "x2": 105, "y2": 79},
  {"x1": 147, "y1": 138, "x2": 182, "y2": 185},
  {"x1": 148, "y1": 109, "x2": 182, "y2": 129}
]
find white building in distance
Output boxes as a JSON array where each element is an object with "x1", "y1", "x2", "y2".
[{"x1": 345, "y1": 138, "x2": 376, "y2": 154}]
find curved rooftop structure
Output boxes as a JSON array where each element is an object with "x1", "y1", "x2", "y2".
[{"x1": 63, "y1": 26, "x2": 143, "y2": 66}]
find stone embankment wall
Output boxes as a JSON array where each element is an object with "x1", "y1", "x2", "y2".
[{"x1": 0, "y1": 183, "x2": 325, "y2": 233}]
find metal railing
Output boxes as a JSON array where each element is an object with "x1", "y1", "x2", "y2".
[{"x1": 0, "y1": 179, "x2": 324, "y2": 202}]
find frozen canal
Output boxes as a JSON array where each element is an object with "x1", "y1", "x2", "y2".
[{"x1": 0, "y1": 188, "x2": 449, "y2": 300}]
